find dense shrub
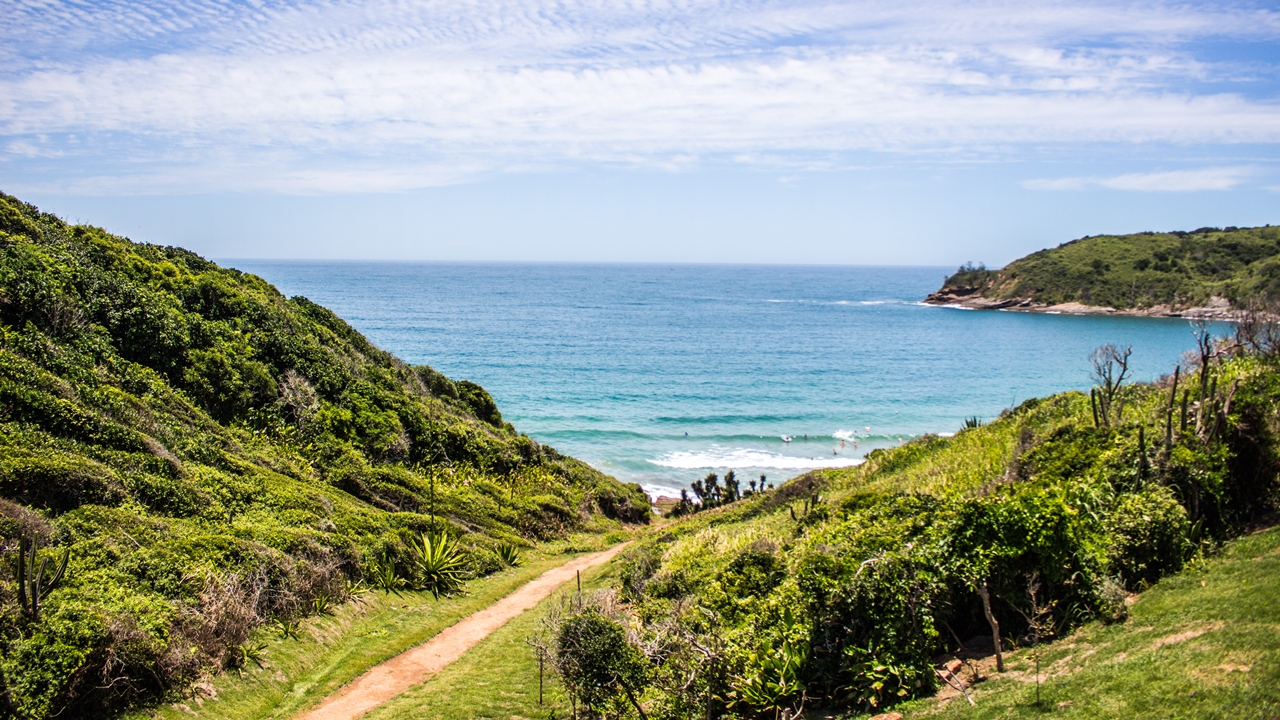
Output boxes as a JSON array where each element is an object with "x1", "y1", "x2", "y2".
[
  {"x1": 555, "y1": 610, "x2": 649, "y2": 717},
  {"x1": 1107, "y1": 488, "x2": 1190, "y2": 589}
]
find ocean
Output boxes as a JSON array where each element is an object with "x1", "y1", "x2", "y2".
[{"x1": 226, "y1": 261, "x2": 1224, "y2": 498}]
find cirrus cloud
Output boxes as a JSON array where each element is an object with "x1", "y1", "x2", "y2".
[
  {"x1": 1023, "y1": 166, "x2": 1256, "y2": 191},
  {"x1": 2, "y1": 0, "x2": 1279, "y2": 194}
]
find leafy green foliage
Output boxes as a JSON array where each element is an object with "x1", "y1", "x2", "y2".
[
  {"x1": 935, "y1": 225, "x2": 1280, "y2": 309},
  {"x1": 728, "y1": 635, "x2": 807, "y2": 717},
  {"x1": 0, "y1": 192, "x2": 649, "y2": 719}
]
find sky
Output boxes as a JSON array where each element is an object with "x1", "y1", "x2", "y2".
[{"x1": 1, "y1": 0, "x2": 1278, "y2": 265}]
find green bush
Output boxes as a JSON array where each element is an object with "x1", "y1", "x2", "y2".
[
  {"x1": 1108, "y1": 488, "x2": 1191, "y2": 589},
  {"x1": 554, "y1": 610, "x2": 649, "y2": 717}
]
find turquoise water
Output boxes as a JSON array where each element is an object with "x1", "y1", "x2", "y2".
[{"x1": 227, "y1": 262, "x2": 1223, "y2": 497}]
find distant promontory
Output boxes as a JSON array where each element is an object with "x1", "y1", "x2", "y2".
[{"x1": 926, "y1": 225, "x2": 1280, "y2": 318}]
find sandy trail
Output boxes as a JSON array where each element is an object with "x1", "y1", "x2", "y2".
[{"x1": 295, "y1": 543, "x2": 628, "y2": 720}]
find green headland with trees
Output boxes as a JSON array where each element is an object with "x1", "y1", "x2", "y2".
[{"x1": 926, "y1": 225, "x2": 1280, "y2": 314}]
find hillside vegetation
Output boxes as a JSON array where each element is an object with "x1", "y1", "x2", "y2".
[
  {"x1": 535, "y1": 336, "x2": 1280, "y2": 718},
  {"x1": 0, "y1": 192, "x2": 649, "y2": 719},
  {"x1": 889, "y1": 523, "x2": 1280, "y2": 719},
  {"x1": 928, "y1": 225, "x2": 1280, "y2": 312}
]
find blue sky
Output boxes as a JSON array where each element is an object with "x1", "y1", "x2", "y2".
[{"x1": 2, "y1": 0, "x2": 1278, "y2": 265}]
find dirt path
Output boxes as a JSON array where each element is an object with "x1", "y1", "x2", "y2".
[{"x1": 295, "y1": 543, "x2": 628, "y2": 720}]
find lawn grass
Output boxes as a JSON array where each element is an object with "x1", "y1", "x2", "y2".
[
  {"x1": 362, "y1": 554, "x2": 623, "y2": 720},
  {"x1": 880, "y1": 524, "x2": 1280, "y2": 720},
  {"x1": 129, "y1": 535, "x2": 623, "y2": 720}
]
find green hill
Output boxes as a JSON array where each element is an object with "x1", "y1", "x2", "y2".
[
  {"x1": 0, "y1": 192, "x2": 648, "y2": 719},
  {"x1": 926, "y1": 225, "x2": 1280, "y2": 314},
  {"x1": 533, "y1": 345, "x2": 1280, "y2": 718}
]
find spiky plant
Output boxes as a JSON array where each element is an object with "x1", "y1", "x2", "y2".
[
  {"x1": 231, "y1": 641, "x2": 268, "y2": 677},
  {"x1": 498, "y1": 543, "x2": 523, "y2": 567},
  {"x1": 408, "y1": 532, "x2": 467, "y2": 599},
  {"x1": 372, "y1": 554, "x2": 406, "y2": 595},
  {"x1": 276, "y1": 617, "x2": 302, "y2": 640},
  {"x1": 13, "y1": 536, "x2": 69, "y2": 622}
]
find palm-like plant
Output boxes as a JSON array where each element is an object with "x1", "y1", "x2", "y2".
[{"x1": 408, "y1": 532, "x2": 467, "y2": 598}]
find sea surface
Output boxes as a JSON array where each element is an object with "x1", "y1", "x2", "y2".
[{"x1": 226, "y1": 262, "x2": 1224, "y2": 498}]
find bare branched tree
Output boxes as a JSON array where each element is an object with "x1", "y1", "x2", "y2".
[
  {"x1": 1233, "y1": 298, "x2": 1280, "y2": 357},
  {"x1": 1090, "y1": 345, "x2": 1133, "y2": 426},
  {"x1": 1014, "y1": 573, "x2": 1056, "y2": 707}
]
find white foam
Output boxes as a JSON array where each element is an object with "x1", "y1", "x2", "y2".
[
  {"x1": 833, "y1": 428, "x2": 856, "y2": 441},
  {"x1": 651, "y1": 447, "x2": 863, "y2": 471},
  {"x1": 641, "y1": 483, "x2": 685, "y2": 499}
]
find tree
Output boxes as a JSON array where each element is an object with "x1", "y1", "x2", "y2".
[
  {"x1": 724, "y1": 471, "x2": 740, "y2": 503},
  {"x1": 1090, "y1": 344, "x2": 1132, "y2": 426}
]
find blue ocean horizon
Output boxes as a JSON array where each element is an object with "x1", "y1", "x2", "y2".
[{"x1": 225, "y1": 261, "x2": 1224, "y2": 498}]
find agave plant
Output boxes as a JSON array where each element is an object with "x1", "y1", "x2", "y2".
[
  {"x1": 408, "y1": 532, "x2": 467, "y2": 599},
  {"x1": 372, "y1": 554, "x2": 406, "y2": 595},
  {"x1": 231, "y1": 641, "x2": 268, "y2": 677},
  {"x1": 728, "y1": 637, "x2": 808, "y2": 717},
  {"x1": 276, "y1": 617, "x2": 302, "y2": 640},
  {"x1": 497, "y1": 543, "x2": 523, "y2": 567},
  {"x1": 345, "y1": 577, "x2": 371, "y2": 602}
]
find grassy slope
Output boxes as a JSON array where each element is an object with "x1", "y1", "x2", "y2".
[
  {"x1": 324, "y1": 421, "x2": 1280, "y2": 720},
  {"x1": 887, "y1": 524, "x2": 1280, "y2": 720},
  {"x1": 594, "y1": 351, "x2": 1280, "y2": 717},
  {"x1": 0, "y1": 192, "x2": 649, "y2": 719},
  {"x1": 133, "y1": 530, "x2": 623, "y2": 720},
  {"x1": 934, "y1": 225, "x2": 1280, "y2": 310}
]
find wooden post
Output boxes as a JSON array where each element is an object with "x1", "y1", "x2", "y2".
[
  {"x1": 538, "y1": 650, "x2": 544, "y2": 705},
  {"x1": 978, "y1": 580, "x2": 1005, "y2": 672}
]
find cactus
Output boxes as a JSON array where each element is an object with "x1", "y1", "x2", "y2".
[{"x1": 14, "y1": 536, "x2": 69, "y2": 622}]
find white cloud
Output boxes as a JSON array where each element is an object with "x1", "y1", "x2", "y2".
[
  {"x1": 1023, "y1": 167, "x2": 1256, "y2": 192},
  {"x1": 2, "y1": 0, "x2": 1279, "y2": 193}
]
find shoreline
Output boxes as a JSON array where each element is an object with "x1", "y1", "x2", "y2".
[{"x1": 923, "y1": 291, "x2": 1237, "y2": 320}]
